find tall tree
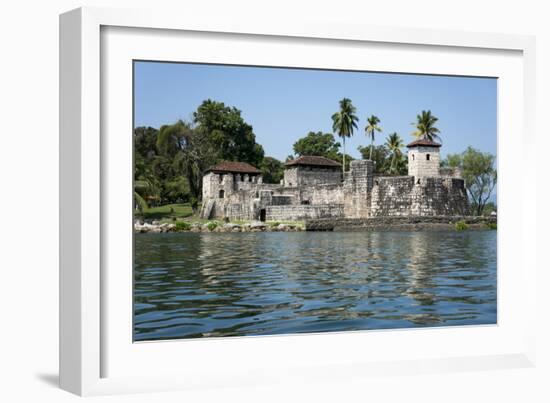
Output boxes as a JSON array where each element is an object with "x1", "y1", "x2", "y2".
[
  {"x1": 365, "y1": 115, "x2": 382, "y2": 160},
  {"x1": 193, "y1": 99, "x2": 264, "y2": 166},
  {"x1": 134, "y1": 126, "x2": 162, "y2": 209},
  {"x1": 155, "y1": 120, "x2": 216, "y2": 200},
  {"x1": 293, "y1": 131, "x2": 341, "y2": 159},
  {"x1": 385, "y1": 132, "x2": 404, "y2": 174},
  {"x1": 443, "y1": 147, "x2": 497, "y2": 216},
  {"x1": 331, "y1": 98, "x2": 359, "y2": 175},
  {"x1": 412, "y1": 110, "x2": 441, "y2": 142},
  {"x1": 260, "y1": 156, "x2": 284, "y2": 184}
]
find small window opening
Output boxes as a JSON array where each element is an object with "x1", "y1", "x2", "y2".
[
  {"x1": 219, "y1": 189, "x2": 225, "y2": 199},
  {"x1": 426, "y1": 154, "x2": 430, "y2": 161},
  {"x1": 412, "y1": 154, "x2": 415, "y2": 161}
]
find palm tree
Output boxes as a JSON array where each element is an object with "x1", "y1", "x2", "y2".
[
  {"x1": 331, "y1": 98, "x2": 359, "y2": 175},
  {"x1": 412, "y1": 110, "x2": 441, "y2": 142},
  {"x1": 365, "y1": 115, "x2": 382, "y2": 160},
  {"x1": 385, "y1": 132, "x2": 404, "y2": 174}
]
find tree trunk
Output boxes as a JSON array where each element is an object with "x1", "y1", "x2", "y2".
[
  {"x1": 369, "y1": 134, "x2": 373, "y2": 160},
  {"x1": 342, "y1": 137, "x2": 346, "y2": 177}
]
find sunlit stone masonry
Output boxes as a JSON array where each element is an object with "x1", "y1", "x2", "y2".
[{"x1": 200, "y1": 139, "x2": 468, "y2": 221}]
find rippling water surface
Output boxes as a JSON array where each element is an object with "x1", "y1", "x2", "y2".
[{"x1": 134, "y1": 231, "x2": 496, "y2": 341}]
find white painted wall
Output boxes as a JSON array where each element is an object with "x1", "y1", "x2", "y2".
[{"x1": 1, "y1": 1, "x2": 549, "y2": 402}]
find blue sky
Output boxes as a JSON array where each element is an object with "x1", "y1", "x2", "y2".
[{"x1": 134, "y1": 61, "x2": 496, "y2": 162}]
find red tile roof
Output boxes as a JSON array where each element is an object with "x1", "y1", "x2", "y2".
[
  {"x1": 406, "y1": 138, "x2": 442, "y2": 148},
  {"x1": 206, "y1": 161, "x2": 261, "y2": 174},
  {"x1": 285, "y1": 155, "x2": 342, "y2": 168}
]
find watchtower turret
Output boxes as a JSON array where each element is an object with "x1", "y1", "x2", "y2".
[{"x1": 406, "y1": 138, "x2": 441, "y2": 179}]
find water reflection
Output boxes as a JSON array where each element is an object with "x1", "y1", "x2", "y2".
[{"x1": 134, "y1": 231, "x2": 497, "y2": 341}]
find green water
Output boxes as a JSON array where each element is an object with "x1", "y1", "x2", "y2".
[{"x1": 134, "y1": 230, "x2": 496, "y2": 341}]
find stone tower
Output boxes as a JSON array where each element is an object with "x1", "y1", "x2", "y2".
[{"x1": 407, "y1": 138, "x2": 442, "y2": 179}]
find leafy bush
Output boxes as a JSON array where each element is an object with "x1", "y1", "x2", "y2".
[
  {"x1": 269, "y1": 221, "x2": 281, "y2": 228},
  {"x1": 206, "y1": 222, "x2": 218, "y2": 231},
  {"x1": 486, "y1": 222, "x2": 497, "y2": 230},
  {"x1": 454, "y1": 220, "x2": 469, "y2": 231},
  {"x1": 175, "y1": 221, "x2": 191, "y2": 231}
]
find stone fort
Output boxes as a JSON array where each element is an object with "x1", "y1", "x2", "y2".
[{"x1": 200, "y1": 139, "x2": 468, "y2": 221}]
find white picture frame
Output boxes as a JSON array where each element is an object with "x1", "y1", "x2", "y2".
[{"x1": 59, "y1": 6, "x2": 538, "y2": 396}]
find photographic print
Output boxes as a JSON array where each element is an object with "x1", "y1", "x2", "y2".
[{"x1": 133, "y1": 62, "x2": 497, "y2": 342}]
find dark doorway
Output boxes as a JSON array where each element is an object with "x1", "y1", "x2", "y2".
[{"x1": 259, "y1": 209, "x2": 266, "y2": 222}]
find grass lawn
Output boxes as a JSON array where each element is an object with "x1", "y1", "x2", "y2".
[{"x1": 139, "y1": 203, "x2": 194, "y2": 221}]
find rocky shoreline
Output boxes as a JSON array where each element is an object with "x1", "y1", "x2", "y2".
[
  {"x1": 134, "y1": 215, "x2": 496, "y2": 233},
  {"x1": 134, "y1": 220, "x2": 304, "y2": 234}
]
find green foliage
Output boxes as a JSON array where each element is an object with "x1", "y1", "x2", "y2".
[
  {"x1": 189, "y1": 196, "x2": 199, "y2": 212},
  {"x1": 141, "y1": 203, "x2": 193, "y2": 220},
  {"x1": 260, "y1": 156, "x2": 284, "y2": 184},
  {"x1": 482, "y1": 202, "x2": 497, "y2": 217},
  {"x1": 206, "y1": 222, "x2": 218, "y2": 231},
  {"x1": 269, "y1": 221, "x2": 281, "y2": 228},
  {"x1": 358, "y1": 144, "x2": 391, "y2": 173},
  {"x1": 148, "y1": 99, "x2": 266, "y2": 204},
  {"x1": 175, "y1": 221, "x2": 192, "y2": 231},
  {"x1": 486, "y1": 222, "x2": 497, "y2": 230},
  {"x1": 440, "y1": 153, "x2": 462, "y2": 169},
  {"x1": 455, "y1": 220, "x2": 469, "y2": 231},
  {"x1": 412, "y1": 110, "x2": 441, "y2": 142},
  {"x1": 163, "y1": 176, "x2": 191, "y2": 203},
  {"x1": 293, "y1": 131, "x2": 341, "y2": 159},
  {"x1": 291, "y1": 131, "x2": 353, "y2": 170},
  {"x1": 193, "y1": 99, "x2": 265, "y2": 167},
  {"x1": 358, "y1": 132, "x2": 407, "y2": 175},
  {"x1": 134, "y1": 191, "x2": 148, "y2": 215},
  {"x1": 385, "y1": 132, "x2": 406, "y2": 175},
  {"x1": 155, "y1": 120, "x2": 212, "y2": 200},
  {"x1": 442, "y1": 147, "x2": 497, "y2": 216}
]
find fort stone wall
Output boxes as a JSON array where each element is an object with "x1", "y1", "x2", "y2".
[
  {"x1": 343, "y1": 160, "x2": 374, "y2": 218},
  {"x1": 370, "y1": 176, "x2": 469, "y2": 217},
  {"x1": 410, "y1": 177, "x2": 469, "y2": 216},
  {"x1": 370, "y1": 176, "x2": 415, "y2": 216},
  {"x1": 201, "y1": 153, "x2": 469, "y2": 222},
  {"x1": 266, "y1": 204, "x2": 344, "y2": 221},
  {"x1": 284, "y1": 166, "x2": 342, "y2": 187}
]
